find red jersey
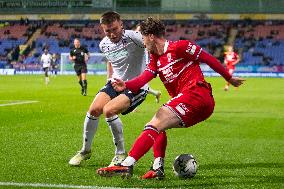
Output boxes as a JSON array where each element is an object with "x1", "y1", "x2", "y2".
[
  {"x1": 224, "y1": 51, "x2": 239, "y2": 70},
  {"x1": 125, "y1": 40, "x2": 231, "y2": 98},
  {"x1": 146, "y1": 40, "x2": 205, "y2": 97}
]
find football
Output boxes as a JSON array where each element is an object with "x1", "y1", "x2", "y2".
[{"x1": 173, "y1": 154, "x2": 198, "y2": 178}]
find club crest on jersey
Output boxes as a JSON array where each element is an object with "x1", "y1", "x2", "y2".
[
  {"x1": 186, "y1": 43, "x2": 196, "y2": 55},
  {"x1": 157, "y1": 60, "x2": 161, "y2": 67},
  {"x1": 167, "y1": 53, "x2": 172, "y2": 63},
  {"x1": 122, "y1": 38, "x2": 128, "y2": 45}
]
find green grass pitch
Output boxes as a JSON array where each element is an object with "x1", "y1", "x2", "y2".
[{"x1": 0, "y1": 75, "x2": 283, "y2": 189}]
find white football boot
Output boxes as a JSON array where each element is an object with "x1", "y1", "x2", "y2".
[
  {"x1": 108, "y1": 154, "x2": 126, "y2": 167},
  {"x1": 69, "y1": 151, "x2": 91, "y2": 166}
]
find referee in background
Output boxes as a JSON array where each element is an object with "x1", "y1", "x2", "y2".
[{"x1": 69, "y1": 38, "x2": 90, "y2": 96}]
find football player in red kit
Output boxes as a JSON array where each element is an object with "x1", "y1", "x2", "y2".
[
  {"x1": 97, "y1": 17, "x2": 245, "y2": 179},
  {"x1": 224, "y1": 45, "x2": 240, "y2": 91}
]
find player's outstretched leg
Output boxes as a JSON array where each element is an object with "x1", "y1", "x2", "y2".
[
  {"x1": 142, "y1": 131, "x2": 167, "y2": 179},
  {"x1": 97, "y1": 125, "x2": 159, "y2": 178},
  {"x1": 69, "y1": 112, "x2": 99, "y2": 166}
]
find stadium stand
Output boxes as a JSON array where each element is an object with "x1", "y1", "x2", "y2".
[{"x1": 0, "y1": 19, "x2": 283, "y2": 71}]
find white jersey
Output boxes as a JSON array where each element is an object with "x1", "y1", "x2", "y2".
[
  {"x1": 99, "y1": 30, "x2": 147, "y2": 83},
  {"x1": 41, "y1": 53, "x2": 52, "y2": 68}
]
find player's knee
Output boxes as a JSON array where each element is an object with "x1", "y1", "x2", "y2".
[
  {"x1": 144, "y1": 124, "x2": 162, "y2": 133},
  {"x1": 103, "y1": 106, "x2": 117, "y2": 118},
  {"x1": 88, "y1": 106, "x2": 102, "y2": 117}
]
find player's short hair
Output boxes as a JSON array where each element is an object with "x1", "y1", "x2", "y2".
[
  {"x1": 100, "y1": 11, "x2": 121, "y2": 25},
  {"x1": 140, "y1": 17, "x2": 165, "y2": 37}
]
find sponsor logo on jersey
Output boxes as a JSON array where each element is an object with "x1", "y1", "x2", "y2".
[
  {"x1": 105, "y1": 49, "x2": 128, "y2": 62},
  {"x1": 158, "y1": 58, "x2": 185, "y2": 83}
]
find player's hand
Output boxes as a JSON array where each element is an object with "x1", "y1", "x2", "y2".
[
  {"x1": 111, "y1": 78, "x2": 126, "y2": 92},
  {"x1": 228, "y1": 77, "x2": 245, "y2": 87},
  {"x1": 72, "y1": 56, "x2": 76, "y2": 60}
]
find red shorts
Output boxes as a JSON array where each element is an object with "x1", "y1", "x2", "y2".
[{"x1": 164, "y1": 83, "x2": 215, "y2": 127}]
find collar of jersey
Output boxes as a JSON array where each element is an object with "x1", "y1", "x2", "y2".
[{"x1": 163, "y1": 40, "x2": 169, "y2": 53}]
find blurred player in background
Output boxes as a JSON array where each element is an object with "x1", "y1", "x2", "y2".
[
  {"x1": 224, "y1": 45, "x2": 240, "y2": 91},
  {"x1": 69, "y1": 38, "x2": 89, "y2": 96},
  {"x1": 51, "y1": 53, "x2": 58, "y2": 76},
  {"x1": 135, "y1": 24, "x2": 161, "y2": 103},
  {"x1": 97, "y1": 17, "x2": 245, "y2": 179},
  {"x1": 40, "y1": 48, "x2": 52, "y2": 85},
  {"x1": 69, "y1": 11, "x2": 166, "y2": 168}
]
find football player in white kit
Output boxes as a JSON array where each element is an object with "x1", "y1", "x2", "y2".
[
  {"x1": 40, "y1": 48, "x2": 52, "y2": 85},
  {"x1": 69, "y1": 11, "x2": 149, "y2": 166}
]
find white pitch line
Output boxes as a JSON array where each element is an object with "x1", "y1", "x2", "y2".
[
  {"x1": 0, "y1": 100, "x2": 39, "y2": 107},
  {"x1": 0, "y1": 182, "x2": 148, "y2": 189}
]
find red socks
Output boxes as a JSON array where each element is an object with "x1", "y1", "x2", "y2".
[
  {"x1": 129, "y1": 125, "x2": 159, "y2": 160},
  {"x1": 153, "y1": 131, "x2": 167, "y2": 158}
]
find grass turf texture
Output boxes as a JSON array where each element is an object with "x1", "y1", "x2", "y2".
[{"x1": 0, "y1": 75, "x2": 283, "y2": 189}]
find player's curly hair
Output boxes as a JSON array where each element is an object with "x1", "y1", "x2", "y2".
[
  {"x1": 100, "y1": 11, "x2": 121, "y2": 25},
  {"x1": 140, "y1": 17, "x2": 165, "y2": 37}
]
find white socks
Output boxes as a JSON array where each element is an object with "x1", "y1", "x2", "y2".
[
  {"x1": 106, "y1": 115, "x2": 125, "y2": 155},
  {"x1": 81, "y1": 112, "x2": 99, "y2": 152},
  {"x1": 122, "y1": 156, "x2": 136, "y2": 167},
  {"x1": 153, "y1": 157, "x2": 164, "y2": 169}
]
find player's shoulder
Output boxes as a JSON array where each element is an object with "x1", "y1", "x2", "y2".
[
  {"x1": 100, "y1": 36, "x2": 109, "y2": 44},
  {"x1": 124, "y1": 30, "x2": 141, "y2": 37},
  {"x1": 99, "y1": 36, "x2": 111, "y2": 50},
  {"x1": 175, "y1": 40, "x2": 195, "y2": 47},
  {"x1": 167, "y1": 40, "x2": 188, "y2": 52},
  {"x1": 124, "y1": 30, "x2": 143, "y2": 42}
]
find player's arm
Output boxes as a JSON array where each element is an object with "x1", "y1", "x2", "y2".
[
  {"x1": 111, "y1": 70, "x2": 155, "y2": 93},
  {"x1": 84, "y1": 53, "x2": 90, "y2": 63},
  {"x1": 129, "y1": 30, "x2": 145, "y2": 48},
  {"x1": 178, "y1": 40, "x2": 244, "y2": 87},
  {"x1": 224, "y1": 57, "x2": 228, "y2": 65},
  {"x1": 40, "y1": 55, "x2": 43, "y2": 64},
  {"x1": 84, "y1": 48, "x2": 90, "y2": 62},
  {"x1": 107, "y1": 61, "x2": 113, "y2": 80},
  {"x1": 199, "y1": 50, "x2": 245, "y2": 87},
  {"x1": 69, "y1": 51, "x2": 76, "y2": 61},
  {"x1": 233, "y1": 53, "x2": 240, "y2": 65},
  {"x1": 115, "y1": 54, "x2": 158, "y2": 93}
]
